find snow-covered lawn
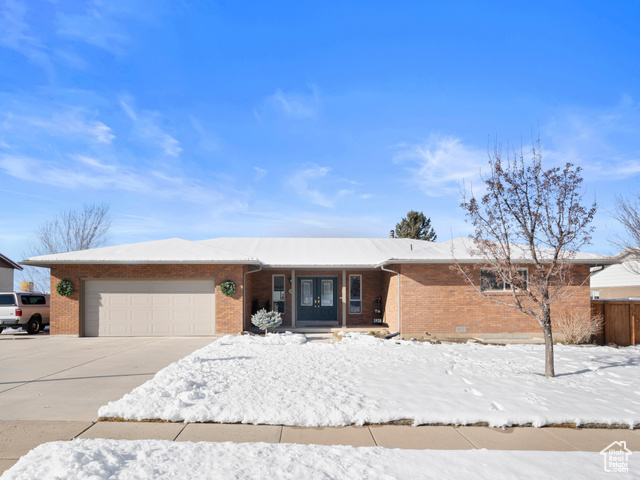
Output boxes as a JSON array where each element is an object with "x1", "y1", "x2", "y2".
[
  {"x1": 99, "y1": 333, "x2": 640, "y2": 428},
  {"x1": 3, "y1": 439, "x2": 634, "y2": 480}
]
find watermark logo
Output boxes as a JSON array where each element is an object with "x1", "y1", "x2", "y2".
[{"x1": 600, "y1": 441, "x2": 632, "y2": 473}]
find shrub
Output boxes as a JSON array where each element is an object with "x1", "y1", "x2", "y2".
[
  {"x1": 251, "y1": 309, "x2": 282, "y2": 334},
  {"x1": 554, "y1": 309, "x2": 603, "y2": 344}
]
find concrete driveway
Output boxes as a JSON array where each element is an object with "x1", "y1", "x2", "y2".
[{"x1": 0, "y1": 332, "x2": 216, "y2": 421}]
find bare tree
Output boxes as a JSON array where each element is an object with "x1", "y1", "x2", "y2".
[
  {"x1": 453, "y1": 139, "x2": 596, "y2": 377},
  {"x1": 18, "y1": 204, "x2": 112, "y2": 292},
  {"x1": 613, "y1": 193, "x2": 640, "y2": 274}
]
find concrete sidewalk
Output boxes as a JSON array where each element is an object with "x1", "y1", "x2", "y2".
[{"x1": 2, "y1": 421, "x2": 639, "y2": 474}]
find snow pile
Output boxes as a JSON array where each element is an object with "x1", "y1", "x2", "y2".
[
  {"x1": 3, "y1": 440, "x2": 632, "y2": 480},
  {"x1": 98, "y1": 334, "x2": 640, "y2": 427}
]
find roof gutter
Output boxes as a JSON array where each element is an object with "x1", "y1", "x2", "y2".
[
  {"x1": 20, "y1": 260, "x2": 262, "y2": 267},
  {"x1": 377, "y1": 258, "x2": 619, "y2": 266},
  {"x1": 378, "y1": 264, "x2": 401, "y2": 337}
]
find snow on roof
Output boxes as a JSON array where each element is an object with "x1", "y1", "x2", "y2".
[
  {"x1": 197, "y1": 237, "x2": 433, "y2": 267},
  {"x1": 384, "y1": 237, "x2": 614, "y2": 265},
  {"x1": 21, "y1": 238, "x2": 258, "y2": 266},
  {"x1": 21, "y1": 237, "x2": 614, "y2": 268}
]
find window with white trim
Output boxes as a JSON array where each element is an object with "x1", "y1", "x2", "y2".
[
  {"x1": 590, "y1": 290, "x2": 600, "y2": 300},
  {"x1": 272, "y1": 275, "x2": 285, "y2": 313},
  {"x1": 349, "y1": 275, "x2": 362, "y2": 314},
  {"x1": 480, "y1": 268, "x2": 528, "y2": 292}
]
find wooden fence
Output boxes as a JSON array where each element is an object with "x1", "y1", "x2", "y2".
[{"x1": 591, "y1": 300, "x2": 640, "y2": 346}]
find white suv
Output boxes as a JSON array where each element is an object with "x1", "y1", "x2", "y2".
[{"x1": 0, "y1": 292, "x2": 50, "y2": 334}]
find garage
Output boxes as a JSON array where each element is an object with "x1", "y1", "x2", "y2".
[{"x1": 83, "y1": 279, "x2": 216, "y2": 337}]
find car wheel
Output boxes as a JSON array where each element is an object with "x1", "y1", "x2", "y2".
[{"x1": 26, "y1": 318, "x2": 41, "y2": 335}]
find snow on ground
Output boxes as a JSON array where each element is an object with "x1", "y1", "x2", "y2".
[
  {"x1": 2, "y1": 439, "x2": 633, "y2": 480},
  {"x1": 98, "y1": 333, "x2": 640, "y2": 427}
]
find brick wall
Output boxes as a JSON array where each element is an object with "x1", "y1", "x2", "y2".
[
  {"x1": 397, "y1": 263, "x2": 591, "y2": 335},
  {"x1": 381, "y1": 268, "x2": 399, "y2": 331},
  {"x1": 593, "y1": 286, "x2": 640, "y2": 299},
  {"x1": 49, "y1": 264, "x2": 246, "y2": 336},
  {"x1": 244, "y1": 269, "x2": 294, "y2": 328},
  {"x1": 345, "y1": 269, "x2": 383, "y2": 326}
]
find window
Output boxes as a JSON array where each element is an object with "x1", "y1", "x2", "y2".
[
  {"x1": 272, "y1": 275, "x2": 285, "y2": 313},
  {"x1": 349, "y1": 275, "x2": 362, "y2": 314},
  {"x1": 480, "y1": 269, "x2": 528, "y2": 292},
  {"x1": 0, "y1": 294, "x2": 16, "y2": 306},
  {"x1": 321, "y1": 279, "x2": 334, "y2": 306},
  {"x1": 20, "y1": 295, "x2": 46, "y2": 305},
  {"x1": 590, "y1": 290, "x2": 600, "y2": 300},
  {"x1": 301, "y1": 279, "x2": 313, "y2": 307}
]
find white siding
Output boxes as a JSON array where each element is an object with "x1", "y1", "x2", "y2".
[
  {"x1": 0, "y1": 268, "x2": 13, "y2": 291},
  {"x1": 591, "y1": 262, "x2": 640, "y2": 288}
]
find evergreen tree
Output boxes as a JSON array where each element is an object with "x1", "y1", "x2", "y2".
[{"x1": 394, "y1": 211, "x2": 437, "y2": 241}]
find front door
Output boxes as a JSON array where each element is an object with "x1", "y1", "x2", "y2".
[{"x1": 297, "y1": 277, "x2": 338, "y2": 322}]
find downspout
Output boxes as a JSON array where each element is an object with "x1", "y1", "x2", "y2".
[
  {"x1": 378, "y1": 264, "x2": 401, "y2": 337},
  {"x1": 243, "y1": 264, "x2": 263, "y2": 331}
]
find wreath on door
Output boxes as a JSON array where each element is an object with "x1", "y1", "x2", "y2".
[
  {"x1": 56, "y1": 279, "x2": 74, "y2": 297},
  {"x1": 220, "y1": 280, "x2": 236, "y2": 296}
]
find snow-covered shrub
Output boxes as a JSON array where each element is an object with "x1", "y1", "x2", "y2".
[
  {"x1": 251, "y1": 308, "x2": 282, "y2": 333},
  {"x1": 554, "y1": 309, "x2": 603, "y2": 344}
]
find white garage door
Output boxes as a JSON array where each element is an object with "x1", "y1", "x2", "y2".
[{"x1": 84, "y1": 280, "x2": 215, "y2": 337}]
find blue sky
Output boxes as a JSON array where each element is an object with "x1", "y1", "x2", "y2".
[{"x1": 1, "y1": 0, "x2": 639, "y2": 263}]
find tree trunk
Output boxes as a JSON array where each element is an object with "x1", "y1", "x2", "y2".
[{"x1": 542, "y1": 314, "x2": 555, "y2": 377}]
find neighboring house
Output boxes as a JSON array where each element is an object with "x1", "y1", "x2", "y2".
[
  {"x1": 590, "y1": 249, "x2": 640, "y2": 300},
  {"x1": 0, "y1": 253, "x2": 23, "y2": 291},
  {"x1": 21, "y1": 237, "x2": 612, "y2": 338}
]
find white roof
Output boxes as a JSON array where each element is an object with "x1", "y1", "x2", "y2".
[
  {"x1": 197, "y1": 237, "x2": 433, "y2": 268},
  {"x1": 21, "y1": 238, "x2": 257, "y2": 265},
  {"x1": 22, "y1": 236, "x2": 614, "y2": 268},
  {"x1": 385, "y1": 237, "x2": 613, "y2": 265}
]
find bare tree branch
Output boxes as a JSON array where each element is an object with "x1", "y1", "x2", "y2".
[
  {"x1": 613, "y1": 193, "x2": 640, "y2": 274},
  {"x1": 17, "y1": 203, "x2": 112, "y2": 292},
  {"x1": 453, "y1": 138, "x2": 596, "y2": 377}
]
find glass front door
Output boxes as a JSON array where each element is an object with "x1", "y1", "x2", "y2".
[{"x1": 297, "y1": 277, "x2": 338, "y2": 322}]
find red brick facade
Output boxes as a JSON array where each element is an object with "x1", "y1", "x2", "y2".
[
  {"x1": 49, "y1": 264, "x2": 246, "y2": 336},
  {"x1": 48, "y1": 262, "x2": 592, "y2": 337},
  {"x1": 397, "y1": 263, "x2": 591, "y2": 336}
]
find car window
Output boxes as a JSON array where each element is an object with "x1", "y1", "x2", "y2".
[
  {"x1": 0, "y1": 294, "x2": 16, "y2": 306},
  {"x1": 21, "y1": 295, "x2": 46, "y2": 305}
]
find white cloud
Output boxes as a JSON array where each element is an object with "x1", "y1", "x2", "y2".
[
  {"x1": 0, "y1": 0, "x2": 53, "y2": 73},
  {"x1": 263, "y1": 86, "x2": 320, "y2": 120},
  {"x1": 0, "y1": 152, "x2": 247, "y2": 208},
  {"x1": 393, "y1": 134, "x2": 487, "y2": 197},
  {"x1": 74, "y1": 155, "x2": 117, "y2": 171},
  {"x1": 54, "y1": 0, "x2": 156, "y2": 55},
  {"x1": 1, "y1": 109, "x2": 115, "y2": 145},
  {"x1": 120, "y1": 98, "x2": 182, "y2": 157},
  {"x1": 542, "y1": 97, "x2": 640, "y2": 180},
  {"x1": 287, "y1": 165, "x2": 353, "y2": 208}
]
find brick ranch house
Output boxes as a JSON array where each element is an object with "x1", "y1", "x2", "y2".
[{"x1": 21, "y1": 237, "x2": 613, "y2": 338}]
